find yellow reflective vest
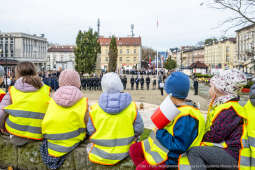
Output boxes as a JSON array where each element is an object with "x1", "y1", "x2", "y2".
[
  {"x1": 4, "y1": 85, "x2": 51, "y2": 140},
  {"x1": 244, "y1": 100, "x2": 255, "y2": 170},
  {"x1": 0, "y1": 89, "x2": 5, "y2": 95},
  {"x1": 201, "y1": 101, "x2": 251, "y2": 170},
  {"x1": 88, "y1": 102, "x2": 137, "y2": 165},
  {"x1": 141, "y1": 105, "x2": 205, "y2": 167},
  {"x1": 42, "y1": 97, "x2": 88, "y2": 157}
]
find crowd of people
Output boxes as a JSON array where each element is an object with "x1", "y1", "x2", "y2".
[{"x1": 0, "y1": 61, "x2": 254, "y2": 170}]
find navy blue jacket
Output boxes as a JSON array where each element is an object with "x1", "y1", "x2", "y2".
[{"x1": 156, "y1": 115, "x2": 198, "y2": 165}]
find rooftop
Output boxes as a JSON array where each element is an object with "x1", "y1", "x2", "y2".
[
  {"x1": 48, "y1": 45, "x2": 75, "y2": 52},
  {"x1": 236, "y1": 24, "x2": 255, "y2": 33},
  {"x1": 98, "y1": 37, "x2": 142, "y2": 46},
  {"x1": 0, "y1": 32, "x2": 47, "y2": 41},
  {"x1": 190, "y1": 61, "x2": 208, "y2": 68}
]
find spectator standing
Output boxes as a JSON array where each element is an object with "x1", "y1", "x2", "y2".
[
  {"x1": 193, "y1": 78, "x2": 199, "y2": 95},
  {"x1": 159, "y1": 80, "x2": 164, "y2": 96},
  {"x1": 153, "y1": 76, "x2": 157, "y2": 90}
]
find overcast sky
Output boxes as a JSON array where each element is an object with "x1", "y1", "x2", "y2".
[{"x1": 1, "y1": 0, "x2": 236, "y2": 50}]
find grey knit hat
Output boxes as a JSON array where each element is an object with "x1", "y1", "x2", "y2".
[{"x1": 0, "y1": 66, "x2": 5, "y2": 77}]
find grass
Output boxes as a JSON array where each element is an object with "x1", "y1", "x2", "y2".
[{"x1": 139, "y1": 128, "x2": 152, "y2": 141}]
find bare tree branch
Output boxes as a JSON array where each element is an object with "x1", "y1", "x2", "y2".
[{"x1": 204, "y1": 0, "x2": 255, "y2": 32}]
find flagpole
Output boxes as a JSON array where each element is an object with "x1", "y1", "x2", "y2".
[
  {"x1": 156, "y1": 17, "x2": 159, "y2": 83},
  {"x1": 157, "y1": 50, "x2": 158, "y2": 80}
]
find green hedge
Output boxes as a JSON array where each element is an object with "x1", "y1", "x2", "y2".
[
  {"x1": 194, "y1": 73, "x2": 213, "y2": 78},
  {"x1": 244, "y1": 81, "x2": 254, "y2": 89}
]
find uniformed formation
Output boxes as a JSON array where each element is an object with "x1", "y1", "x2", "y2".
[{"x1": 0, "y1": 62, "x2": 254, "y2": 170}]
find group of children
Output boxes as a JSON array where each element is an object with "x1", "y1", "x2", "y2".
[{"x1": 0, "y1": 61, "x2": 254, "y2": 170}]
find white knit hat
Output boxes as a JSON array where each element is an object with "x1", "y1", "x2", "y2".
[
  {"x1": 101, "y1": 72, "x2": 123, "y2": 93},
  {"x1": 210, "y1": 69, "x2": 247, "y2": 95}
]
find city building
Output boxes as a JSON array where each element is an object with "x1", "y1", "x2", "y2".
[
  {"x1": 47, "y1": 45, "x2": 75, "y2": 71},
  {"x1": 204, "y1": 38, "x2": 236, "y2": 72},
  {"x1": 182, "y1": 46, "x2": 205, "y2": 67},
  {"x1": 0, "y1": 32, "x2": 48, "y2": 72},
  {"x1": 98, "y1": 37, "x2": 142, "y2": 71},
  {"x1": 236, "y1": 24, "x2": 255, "y2": 73}
]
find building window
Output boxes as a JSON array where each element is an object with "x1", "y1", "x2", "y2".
[
  {"x1": 120, "y1": 49, "x2": 122, "y2": 54},
  {"x1": 105, "y1": 57, "x2": 108, "y2": 62},
  {"x1": 134, "y1": 49, "x2": 136, "y2": 54},
  {"x1": 119, "y1": 57, "x2": 122, "y2": 62},
  {"x1": 134, "y1": 57, "x2": 136, "y2": 62},
  {"x1": 127, "y1": 49, "x2": 129, "y2": 54},
  {"x1": 226, "y1": 47, "x2": 230, "y2": 53},
  {"x1": 126, "y1": 57, "x2": 130, "y2": 62},
  {"x1": 226, "y1": 56, "x2": 230, "y2": 62}
]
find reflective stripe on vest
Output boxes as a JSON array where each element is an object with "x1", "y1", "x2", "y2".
[
  {"x1": 178, "y1": 154, "x2": 192, "y2": 170},
  {"x1": 44, "y1": 128, "x2": 86, "y2": 140},
  {"x1": 48, "y1": 141, "x2": 81, "y2": 153},
  {"x1": 6, "y1": 118, "x2": 41, "y2": 134},
  {"x1": 90, "y1": 146, "x2": 129, "y2": 161},
  {"x1": 42, "y1": 98, "x2": 87, "y2": 157},
  {"x1": 239, "y1": 156, "x2": 255, "y2": 167},
  {"x1": 5, "y1": 110, "x2": 45, "y2": 119},
  {"x1": 249, "y1": 136, "x2": 255, "y2": 148},
  {"x1": 89, "y1": 102, "x2": 137, "y2": 165},
  {"x1": 142, "y1": 132, "x2": 168, "y2": 164},
  {"x1": 90, "y1": 136, "x2": 135, "y2": 147},
  {"x1": 142, "y1": 105, "x2": 205, "y2": 166},
  {"x1": 4, "y1": 85, "x2": 50, "y2": 140}
]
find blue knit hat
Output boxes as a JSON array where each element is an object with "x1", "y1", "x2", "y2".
[{"x1": 164, "y1": 72, "x2": 190, "y2": 99}]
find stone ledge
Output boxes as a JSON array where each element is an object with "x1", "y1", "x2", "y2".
[{"x1": 0, "y1": 137, "x2": 135, "y2": 170}]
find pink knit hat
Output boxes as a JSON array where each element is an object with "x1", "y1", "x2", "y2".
[{"x1": 59, "y1": 70, "x2": 81, "y2": 88}]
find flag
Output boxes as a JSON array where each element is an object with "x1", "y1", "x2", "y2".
[
  {"x1": 156, "y1": 17, "x2": 159, "y2": 29},
  {"x1": 151, "y1": 96, "x2": 180, "y2": 129}
]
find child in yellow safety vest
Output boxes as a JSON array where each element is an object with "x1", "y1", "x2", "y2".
[
  {"x1": 0, "y1": 62, "x2": 51, "y2": 146},
  {"x1": 187, "y1": 69, "x2": 248, "y2": 170},
  {"x1": 87, "y1": 72, "x2": 144, "y2": 166},
  {"x1": 129, "y1": 72, "x2": 205, "y2": 170},
  {"x1": 40, "y1": 70, "x2": 88, "y2": 170},
  {"x1": 0, "y1": 65, "x2": 6, "y2": 102}
]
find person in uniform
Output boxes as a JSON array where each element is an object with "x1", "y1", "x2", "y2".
[
  {"x1": 123, "y1": 75, "x2": 127, "y2": 90},
  {"x1": 140, "y1": 76, "x2": 144, "y2": 90},
  {"x1": 135, "y1": 76, "x2": 140, "y2": 90},
  {"x1": 146, "y1": 75, "x2": 150, "y2": 90},
  {"x1": 130, "y1": 75, "x2": 135, "y2": 90},
  {"x1": 153, "y1": 76, "x2": 157, "y2": 90}
]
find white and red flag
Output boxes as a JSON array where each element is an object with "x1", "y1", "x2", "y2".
[{"x1": 151, "y1": 95, "x2": 180, "y2": 129}]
